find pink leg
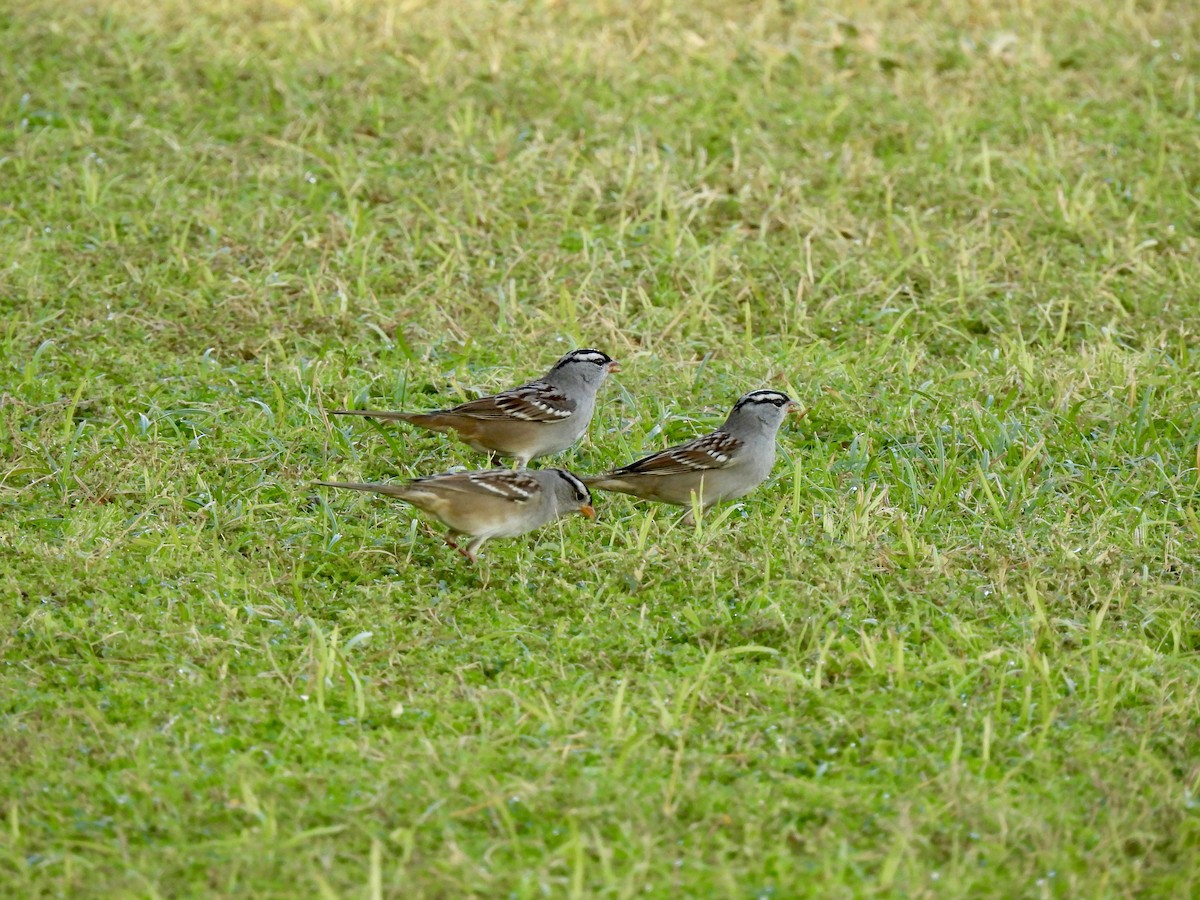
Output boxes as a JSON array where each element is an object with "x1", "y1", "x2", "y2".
[
  {"x1": 419, "y1": 522, "x2": 463, "y2": 555},
  {"x1": 443, "y1": 532, "x2": 474, "y2": 562}
]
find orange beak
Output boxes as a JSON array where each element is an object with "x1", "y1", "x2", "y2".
[
  {"x1": 606, "y1": 361, "x2": 621, "y2": 374},
  {"x1": 579, "y1": 504, "x2": 596, "y2": 519},
  {"x1": 787, "y1": 401, "x2": 806, "y2": 419}
]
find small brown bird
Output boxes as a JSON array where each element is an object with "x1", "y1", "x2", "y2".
[
  {"x1": 328, "y1": 349, "x2": 619, "y2": 467},
  {"x1": 584, "y1": 390, "x2": 799, "y2": 521},
  {"x1": 317, "y1": 468, "x2": 596, "y2": 562}
]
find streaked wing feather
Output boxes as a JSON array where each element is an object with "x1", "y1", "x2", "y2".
[
  {"x1": 450, "y1": 382, "x2": 575, "y2": 423},
  {"x1": 414, "y1": 470, "x2": 542, "y2": 503},
  {"x1": 614, "y1": 430, "x2": 742, "y2": 477}
]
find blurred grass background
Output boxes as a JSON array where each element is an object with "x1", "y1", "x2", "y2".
[{"x1": 1, "y1": 0, "x2": 1198, "y2": 895}]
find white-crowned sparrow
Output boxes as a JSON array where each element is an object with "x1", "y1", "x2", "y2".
[
  {"x1": 316, "y1": 467, "x2": 596, "y2": 562},
  {"x1": 329, "y1": 349, "x2": 619, "y2": 468},
  {"x1": 583, "y1": 389, "x2": 799, "y2": 520}
]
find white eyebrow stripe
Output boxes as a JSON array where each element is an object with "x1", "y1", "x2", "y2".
[
  {"x1": 555, "y1": 470, "x2": 590, "y2": 499},
  {"x1": 737, "y1": 390, "x2": 790, "y2": 408}
]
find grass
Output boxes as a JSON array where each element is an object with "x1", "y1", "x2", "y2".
[{"x1": 2, "y1": 0, "x2": 1199, "y2": 894}]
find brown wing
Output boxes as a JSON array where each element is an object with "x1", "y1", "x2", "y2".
[
  {"x1": 609, "y1": 430, "x2": 742, "y2": 477},
  {"x1": 447, "y1": 381, "x2": 576, "y2": 423},
  {"x1": 413, "y1": 469, "x2": 543, "y2": 503}
]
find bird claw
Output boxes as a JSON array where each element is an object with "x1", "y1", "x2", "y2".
[
  {"x1": 421, "y1": 525, "x2": 476, "y2": 563},
  {"x1": 418, "y1": 522, "x2": 463, "y2": 555},
  {"x1": 447, "y1": 537, "x2": 477, "y2": 563}
]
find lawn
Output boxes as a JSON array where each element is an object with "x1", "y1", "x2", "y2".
[{"x1": 2, "y1": 0, "x2": 1199, "y2": 895}]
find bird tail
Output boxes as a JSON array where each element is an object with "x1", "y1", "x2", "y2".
[
  {"x1": 327, "y1": 409, "x2": 456, "y2": 431},
  {"x1": 580, "y1": 474, "x2": 619, "y2": 489},
  {"x1": 315, "y1": 480, "x2": 413, "y2": 498},
  {"x1": 327, "y1": 408, "x2": 418, "y2": 422}
]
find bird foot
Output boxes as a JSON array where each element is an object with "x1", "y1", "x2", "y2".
[{"x1": 439, "y1": 531, "x2": 477, "y2": 563}]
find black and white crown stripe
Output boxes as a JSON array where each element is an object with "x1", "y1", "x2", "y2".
[
  {"x1": 551, "y1": 349, "x2": 613, "y2": 369},
  {"x1": 552, "y1": 469, "x2": 593, "y2": 504},
  {"x1": 734, "y1": 390, "x2": 794, "y2": 409}
]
